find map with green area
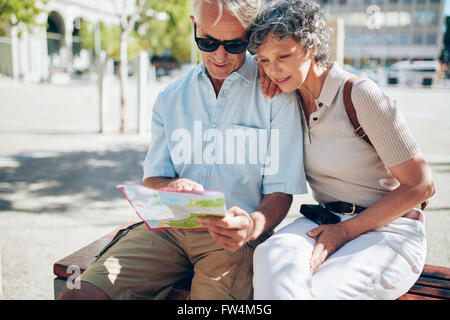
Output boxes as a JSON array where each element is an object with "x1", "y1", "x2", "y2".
[{"x1": 118, "y1": 184, "x2": 226, "y2": 230}]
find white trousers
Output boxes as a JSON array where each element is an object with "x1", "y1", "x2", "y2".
[{"x1": 253, "y1": 211, "x2": 427, "y2": 300}]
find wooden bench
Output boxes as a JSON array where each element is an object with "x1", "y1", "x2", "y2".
[
  {"x1": 53, "y1": 222, "x2": 191, "y2": 300},
  {"x1": 398, "y1": 265, "x2": 450, "y2": 300},
  {"x1": 53, "y1": 222, "x2": 449, "y2": 300}
]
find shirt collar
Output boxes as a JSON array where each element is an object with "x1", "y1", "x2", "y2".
[
  {"x1": 195, "y1": 51, "x2": 255, "y2": 83},
  {"x1": 316, "y1": 62, "x2": 350, "y2": 108},
  {"x1": 234, "y1": 52, "x2": 255, "y2": 83}
]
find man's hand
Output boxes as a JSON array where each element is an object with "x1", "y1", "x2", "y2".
[
  {"x1": 198, "y1": 192, "x2": 292, "y2": 252},
  {"x1": 196, "y1": 206, "x2": 256, "y2": 252},
  {"x1": 166, "y1": 178, "x2": 204, "y2": 192},
  {"x1": 143, "y1": 176, "x2": 204, "y2": 191}
]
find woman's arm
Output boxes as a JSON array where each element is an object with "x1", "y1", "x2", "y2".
[
  {"x1": 307, "y1": 154, "x2": 434, "y2": 273},
  {"x1": 341, "y1": 155, "x2": 434, "y2": 240}
]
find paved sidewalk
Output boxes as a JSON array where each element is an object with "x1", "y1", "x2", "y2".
[{"x1": 0, "y1": 79, "x2": 448, "y2": 299}]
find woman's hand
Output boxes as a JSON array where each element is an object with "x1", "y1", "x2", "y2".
[
  {"x1": 307, "y1": 223, "x2": 349, "y2": 274},
  {"x1": 258, "y1": 63, "x2": 282, "y2": 98},
  {"x1": 305, "y1": 155, "x2": 434, "y2": 275}
]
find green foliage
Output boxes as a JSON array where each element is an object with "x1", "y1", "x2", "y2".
[
  {"x1": 78, "y1": 0, "x2": 194, "y2": 63},
  {"x1": 0, "y1": 0, "x2": 47, "y2": 35},
  {"x1": 79, "y1": 21, "x2": 146, "y2": 60},
  {"x1": 139, "y1": 0, "x2": 194, "y2": 62},
  {"x1": 194, "y1": 198, "x2": 225, "y2": 207}
]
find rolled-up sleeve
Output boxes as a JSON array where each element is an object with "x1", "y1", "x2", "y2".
[
  {"x1": 262, "y1": 93, "x2": 308, "y2": 195},
  {"x1": 351, "y1": 79, "x2": 419, "y2": 168},
  {"x1": 143, "y1": 93, "x2": 177, "y2": 180}
]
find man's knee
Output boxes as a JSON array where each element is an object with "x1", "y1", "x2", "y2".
[{"x1": 57, "y1": 281, "x2": 111, "y2": 300}]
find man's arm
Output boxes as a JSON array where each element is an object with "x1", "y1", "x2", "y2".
[
  {"x1": 143, "y1": 92, "x2": 206, "y2": 192},
  {"x1": 196, "y1": 92, "x2": 304, "y2": 252},
  {"x1": 250, "y1": 192, "x2": 293, "y2": 239},
  {"x1": 197, "y1": 192, "x2": 292, "y2": 252}
]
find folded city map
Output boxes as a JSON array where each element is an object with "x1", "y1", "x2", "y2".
[{"x1": 117, "y1": 184, "x2": 226, "y2": 230}]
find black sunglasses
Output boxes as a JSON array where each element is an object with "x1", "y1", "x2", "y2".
[{"x1": 194, "y1": 23, "x2": 248, "y2": 54}]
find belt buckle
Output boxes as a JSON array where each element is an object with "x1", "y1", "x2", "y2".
[{"x1": 342, "y1": 203, "x2": 356, "y2": 215}]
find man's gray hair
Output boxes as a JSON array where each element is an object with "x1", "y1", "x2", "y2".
[
  {"x1": 248, "y1": 0, "x2": 330, "y2": 64},
  {"x1": 191, "y1": 0, "x2": 261, "y2": 30}
]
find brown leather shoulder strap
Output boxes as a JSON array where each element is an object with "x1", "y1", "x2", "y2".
[
  {"x1": 343, "y1": 77, "x2": 428, "y2": 210},
  {"x1": 343, "y1": 76, "x2": 373, "y2": 147}
]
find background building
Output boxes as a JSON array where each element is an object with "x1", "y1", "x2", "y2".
[
  {"x1": 0, "y1": 0, "x2": 447, "y2": 82},
  {"x1": 0, "y1": 0, "x2": 119, "y2": 82},
  {"x1": 319, "y1": 0, "x2": 446, "y2": 67}
]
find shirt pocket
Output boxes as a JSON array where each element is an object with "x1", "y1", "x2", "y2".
[{"x1": 221, "y1": 123, "x2": 267, "y2": 176}]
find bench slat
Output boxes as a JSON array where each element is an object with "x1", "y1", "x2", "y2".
[
  {"x1": 397, "y1": 293, "x2": 440, "y2": 300},
  {"x1": 53, "y1": 237, "x2": 112, "y2": 278},
  {"x1": 53, "y1": 222, "x2": 138, "y2": 279},
  {"x1": 421, "y1": 265, "x2": 450, "y2": 280},
  {"x1": 406, "y1": 284, "x2": 450, "y2": 300},
  {"x1": 415, "y1": 276, "x2": 449, "y2": 290}
]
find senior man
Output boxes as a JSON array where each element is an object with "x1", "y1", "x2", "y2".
[{"x1": 59, "y1": 0, "x2": 306, "y2": 300}]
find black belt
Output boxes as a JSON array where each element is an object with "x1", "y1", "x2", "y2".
[
  {"x1": 324, "y1": 202, "x2": 423, "y2": 222},
  {"x1": 324, "y1": 202, "x2": 366, "y2": 215}
]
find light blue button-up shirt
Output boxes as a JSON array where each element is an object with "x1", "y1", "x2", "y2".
[{"x1": 143, "y1": 53, "x2": 307, "y2": 213}]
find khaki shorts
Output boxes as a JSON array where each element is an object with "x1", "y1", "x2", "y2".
[{"x1": 80, "y1": 222, "x2": 271, "y2": 300}]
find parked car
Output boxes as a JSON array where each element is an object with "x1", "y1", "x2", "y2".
[
  {"x1": 343, "y1": 65, "x2": 380, "y2": 84},
  {"x1": 387, "y1": 60, "x2": 439, "y2": 87},
  {"x1": 151, "y1": 55, "x2": 179, "y2": 78}
]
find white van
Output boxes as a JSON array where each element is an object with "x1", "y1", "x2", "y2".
[{"x1": 387, "y1": 60, "x2": 439, "y2": 87}]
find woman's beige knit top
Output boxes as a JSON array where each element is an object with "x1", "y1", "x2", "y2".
[{"x1": 300, "y1": 63, "x2": 420, "y2": 208}]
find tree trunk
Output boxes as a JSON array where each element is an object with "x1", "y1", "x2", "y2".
[{"x1": 118, "y1": 30, "x2": 128, "y2": 134}]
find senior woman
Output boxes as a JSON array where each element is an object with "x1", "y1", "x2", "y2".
[{"x1": 248, "y1": 0, "x2": 435, "y2": 299}]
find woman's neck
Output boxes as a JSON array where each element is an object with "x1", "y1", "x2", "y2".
[{"x1": 298, "y1": 62, "x2": 328, "y2": 101}]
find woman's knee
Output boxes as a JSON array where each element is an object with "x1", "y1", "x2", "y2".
[{"x1": 253, "y1": 239, "x2": 276, "y2": 268}]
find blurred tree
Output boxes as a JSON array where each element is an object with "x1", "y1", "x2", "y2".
[
  {"x1": 79, "y1": 21, "x2": 144, "y2": 60},
  {"x1": 79, "y1": 0, "x2": 194, "y2": 134},
  {"x1": 116, "y1": 0, "x2": 146, "y2": 134},
  {"x1": 79, "y1": 0, "x2": 147, "y2": 134},
  {"x1": 139, "y1": 0, "x2": 193, "y2": 63},
  {"x1": 0, "y1": 0, "x2": 47, "y2": 36},
  {"x1": 78, "y1": 0, "x2": 193, "y2": 62}
]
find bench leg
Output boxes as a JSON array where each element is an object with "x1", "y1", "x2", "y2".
[{"x1": 54, "y1": 277, "x2": 67, "y2": 299}]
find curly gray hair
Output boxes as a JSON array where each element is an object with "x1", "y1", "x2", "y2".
[
  {"x1": 192, "y1": 0, "x2": 260, "y2": 30},
  {"x1": 248, "y1": 0, "x2": 330, "y2": 64}
]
